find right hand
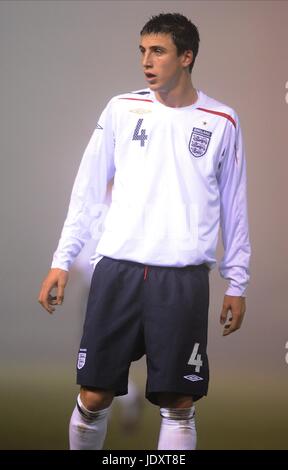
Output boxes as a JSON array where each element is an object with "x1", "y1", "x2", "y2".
[{"x1": 38, "y1": 268, "x2": 69, "y2": 314}]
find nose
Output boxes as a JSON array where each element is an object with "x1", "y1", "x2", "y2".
[{"x1": 142, "y1": 51, "x2": 152, "y2": 69}]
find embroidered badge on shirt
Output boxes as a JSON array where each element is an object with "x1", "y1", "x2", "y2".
[
  {"x1": 189, "y1": 127, "x2": 212, "y2": 157},
  {"x1": 77, "y1": 352, "x2": 86, "y2": 369}
]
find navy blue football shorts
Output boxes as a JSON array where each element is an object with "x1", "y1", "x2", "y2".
[{"x1": 76, "y1": 256, "x2": 210, "y2": 405}]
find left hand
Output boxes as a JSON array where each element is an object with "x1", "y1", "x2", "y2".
[{"x1": 220, "y1": 295, "x2": 246, "y2": 336}]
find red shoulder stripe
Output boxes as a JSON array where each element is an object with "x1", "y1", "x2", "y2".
[
  {"x1": 118, "y1": 97, "x2": 153, "y2": 103},
  {"x1": 197, "y1": 107, "x2": 236, "y2": 128}
]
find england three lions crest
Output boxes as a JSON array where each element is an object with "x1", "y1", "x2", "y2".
[
  {"x1": 189, "y1": 127, "x2": 212, "y2": 157},
  {"x1": 77, "y1": 352, "x2": 86, "y2": 369}
]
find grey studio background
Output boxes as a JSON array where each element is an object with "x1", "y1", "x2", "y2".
[{"x1": 0, "y1": 0, "x2": 287, "y2": 449}]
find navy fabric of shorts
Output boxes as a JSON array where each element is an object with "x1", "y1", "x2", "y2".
[{"x1": 76, "y1": 256, "x2": 210, "y2": 405}]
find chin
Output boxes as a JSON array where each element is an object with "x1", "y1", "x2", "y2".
[
  {"x1": 147, "y1": 82, "x2": 157, "y2": 89},
  {"x1": 148, "y1": 83, "x2": 164, "y2": 92}
]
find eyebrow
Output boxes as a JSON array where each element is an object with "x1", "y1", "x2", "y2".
[{"x1": 139, "y1": 45, "x2": 167, "y2": 52}]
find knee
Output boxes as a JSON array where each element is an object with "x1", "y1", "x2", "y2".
[
  {"x1": 157, "y1": 392, "x2": 193, "y2": 409},
  {"x1": 80, "y1": 386, "x2": 114, "y2": 411}
]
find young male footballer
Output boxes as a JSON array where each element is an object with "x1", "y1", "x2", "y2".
[{"x1": 38, "y1": 13, "x2": 251, "y2": 450}]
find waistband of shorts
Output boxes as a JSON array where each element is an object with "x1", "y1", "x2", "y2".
[{"x1": 102, "y1": 256, "x2": 209, "y2": 272}]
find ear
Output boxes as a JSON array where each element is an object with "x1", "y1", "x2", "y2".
[{"x1": 182, "y1": 50, "x2": 193, "y2": 69}]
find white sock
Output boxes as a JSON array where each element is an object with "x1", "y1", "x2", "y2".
[
  {"x1": 69, "y1": 394, "x2": 110, "y2": 450},
  {"x1": 157, "y1": 407, "x2": 197, "y2": 450}
]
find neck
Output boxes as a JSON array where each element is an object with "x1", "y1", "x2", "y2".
[{"x1": 154, "y1": 76, "x2": 197, "y2": 108}]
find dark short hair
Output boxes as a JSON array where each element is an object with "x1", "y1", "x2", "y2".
[{"x1": 140, "y1": 13, "x2": 200, "y2": 73}]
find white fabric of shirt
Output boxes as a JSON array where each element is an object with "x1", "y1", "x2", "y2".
[{"x1": 52, "y1": 89, "x2": 251, "y2": 296}]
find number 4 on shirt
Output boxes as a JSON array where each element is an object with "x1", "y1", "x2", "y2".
[{"x1": 132, "y1": 119, "x2": 148, "y2": 147}]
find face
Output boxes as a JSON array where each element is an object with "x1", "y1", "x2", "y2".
[{"x1": 139, "y1": 33, "x2": 192, "y2": 93}]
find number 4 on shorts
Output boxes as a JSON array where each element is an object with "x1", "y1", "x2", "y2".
[{"x1": 188, "y1": 343, "x2": 203, "y2": 372}]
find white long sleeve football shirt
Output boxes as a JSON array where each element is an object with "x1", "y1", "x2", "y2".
[{"x1": 51, "y1": 89, "x2": 251, "y2": 296}]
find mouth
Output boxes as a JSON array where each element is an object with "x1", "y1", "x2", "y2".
[{"x1": 145, "y1": 72, "x2": 157, "y2": 82}]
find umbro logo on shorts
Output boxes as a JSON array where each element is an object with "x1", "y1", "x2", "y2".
[{"x1": 183, "y1": 374, "x2": 203, "y2": 382}]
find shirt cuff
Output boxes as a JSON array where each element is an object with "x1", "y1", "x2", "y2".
[
  {"x1": 51, "y1": 258, "x2": 70, "y2": 272},
  {"x1": 225, "y1": 285, "x2": 246, "y2": 297}
]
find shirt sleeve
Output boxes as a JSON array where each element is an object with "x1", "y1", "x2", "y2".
[
  {"x1": 51, "y1": 100, "x2": 115, "y2": 271},
  {"x1": 217, "y1": 115, "x2": 251, "y2": 296}
]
